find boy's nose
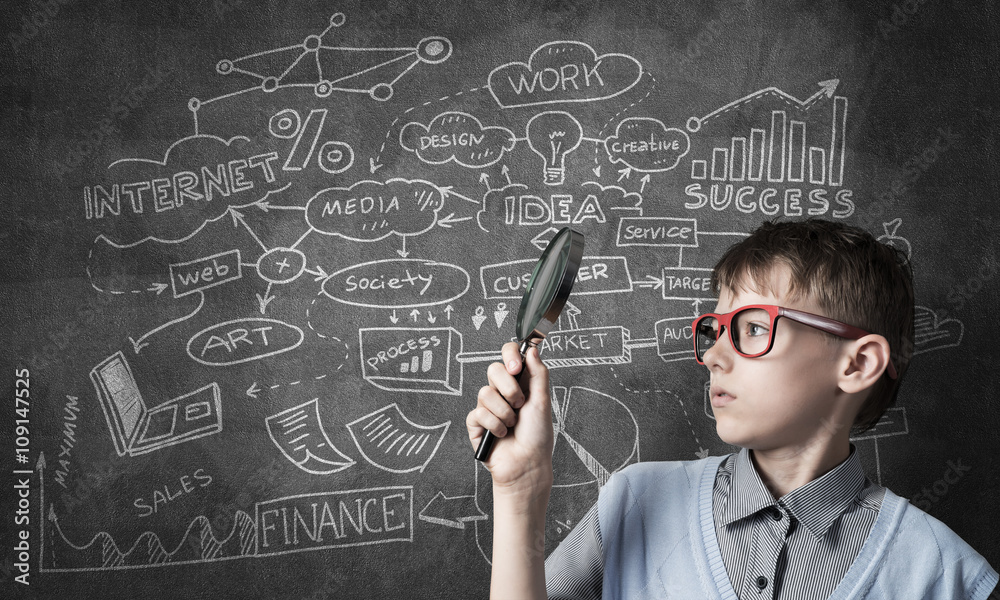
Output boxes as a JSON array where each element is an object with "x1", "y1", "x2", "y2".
[{"x1": 702, "y1": 326, "x2": 734, "y2": 371}]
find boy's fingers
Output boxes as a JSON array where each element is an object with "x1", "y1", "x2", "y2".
[
  {"x1": 477, "y1": 385, "x2": 517, "y2": 428},
  {"x1": 487, "y1": 361, "x2": 525, "y2": 408},
  {"x1": 500, "y1": 341, "x2": 523, "y2": 375},
  {"x1": 523, "y1": 347, "x2": 550, "y2": 410},
  {"x1": 525, "y1": 346, "x2": 548, "y2": 380},
  {"x1": 467, "y1": 406, "x2": 507, "y2": 440}
]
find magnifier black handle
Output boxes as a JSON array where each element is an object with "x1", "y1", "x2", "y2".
[{"x1": 474, "y1": 342, "x2": 530, "y2": 462}]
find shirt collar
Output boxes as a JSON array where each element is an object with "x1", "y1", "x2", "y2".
[{"x1": 719, "y1": 443, "x2": 868, "y2": 542}]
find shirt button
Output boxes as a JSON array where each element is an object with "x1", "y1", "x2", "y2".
[
  {"x1": 769, "y1": 507, "x2": 782, "y2": 521},
  {"x1": 756, "y1": 575, "x2": 768, "y2": 589}
]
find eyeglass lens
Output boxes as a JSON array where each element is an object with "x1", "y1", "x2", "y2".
[{"x1": 695, "y1": 308, "x2": 773, "y2": 360}]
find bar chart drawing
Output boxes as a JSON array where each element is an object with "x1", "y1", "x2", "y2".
[{"x1": 687, "y1": 82, "x2": 847, "y2": 188}]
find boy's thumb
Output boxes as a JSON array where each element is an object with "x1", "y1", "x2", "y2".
[{"x1": 523, "y1": 346, "x2": 550, "y2": 404}]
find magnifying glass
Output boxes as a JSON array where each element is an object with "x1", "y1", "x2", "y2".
[{"x1": 474, "y1": 226, "x2": 585, "y2": 462}]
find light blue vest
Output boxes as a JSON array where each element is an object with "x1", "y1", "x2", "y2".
[{"x1": 593, "y1": 456, "x2": 998, "y2": 599}]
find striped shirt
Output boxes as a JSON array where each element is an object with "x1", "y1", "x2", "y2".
[{"x1": 546, "y1": 443, "x2": 884, "y2": 599}]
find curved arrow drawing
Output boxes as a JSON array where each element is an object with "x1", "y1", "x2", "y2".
[{"x1": 129, "y1": 291, "x2": 205, "y2": 353}]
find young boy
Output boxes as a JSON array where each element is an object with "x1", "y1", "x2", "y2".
[{"x1": 466, "y1": 219, "x2": 998, "y2": 599}]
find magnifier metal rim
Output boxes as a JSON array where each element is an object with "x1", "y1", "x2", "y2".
[{"x1": 515, "y1": 227, "x2": 585, "y2": 344}]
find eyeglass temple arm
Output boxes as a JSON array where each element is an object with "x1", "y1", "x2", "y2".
[{"x1": 777, "y1": 307, "x2": 898, "y2": 379}]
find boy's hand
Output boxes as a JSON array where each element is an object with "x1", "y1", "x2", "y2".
[{"x1": 466, "y1": 342, "x2": 554, "y2": 496}]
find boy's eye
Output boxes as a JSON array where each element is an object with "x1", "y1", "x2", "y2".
[
  {"x1": 739, "y1": 321, "x2": 768, "y2": 338},
  {"x1": 734, "y1": 308, "x2": 771, "y2": 340}
]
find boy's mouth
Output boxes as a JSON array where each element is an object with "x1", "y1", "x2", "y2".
[{"x1": 710, "y1": 386, "x2": 735, "y2": 407}]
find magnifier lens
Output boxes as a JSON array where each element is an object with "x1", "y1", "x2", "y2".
[{"x1": 516, "y1": 235, "x2": 570, "y2": 341}]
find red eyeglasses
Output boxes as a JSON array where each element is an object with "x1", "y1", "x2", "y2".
[{"x1": 691, "y1": 304, "x2": 898, "y2": 379}]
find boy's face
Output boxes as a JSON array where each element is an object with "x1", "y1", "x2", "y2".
[{"x1": 703, "y1": 264, "x2": 850, "y2": 452}]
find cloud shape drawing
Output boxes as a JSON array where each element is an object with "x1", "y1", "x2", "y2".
[
  {"x1": 88, "y1": 135, "x2": 290, "y2": 247},
  {"x1": 305, "y1": 178, "x2": 444, "y2": 242},
  {"x1": 604, "y1": 117, "x2": 690, "y2": 172},
  {"x1": 488, "y1": 41, "x2": 643, "y2": 108},
  {"x1": 399, "y1": 112, "x2": 516, "y2": 169}
]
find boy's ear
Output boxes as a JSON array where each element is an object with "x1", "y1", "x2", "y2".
[{"x1": 839, "y1": 334, "x2": 893, "y2": 394}]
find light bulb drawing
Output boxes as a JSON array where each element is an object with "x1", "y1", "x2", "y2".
[{"x1": 526, "y1": 111, "x2": 584, "y2": 186}]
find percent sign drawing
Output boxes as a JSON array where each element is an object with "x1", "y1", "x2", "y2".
[{"x1": 269, "y1": 108, "x2": 355, "y2": 174}]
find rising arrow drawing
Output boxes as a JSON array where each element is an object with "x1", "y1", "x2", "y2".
[{"x1": 687, "y1": 79, "x2": 839, "y2": 132}]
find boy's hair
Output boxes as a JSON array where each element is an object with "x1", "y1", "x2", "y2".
[{"x1": 710, "y1": 218, "x2": 915, "y2": 434}]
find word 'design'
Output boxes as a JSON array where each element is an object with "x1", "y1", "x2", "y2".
[{"x1": 400, "y1": 112, "x2": 516, "y2": 169}]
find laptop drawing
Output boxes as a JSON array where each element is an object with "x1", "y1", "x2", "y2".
[{"x1": 90, "y1": 351, "x2": 222, "y2": 457}]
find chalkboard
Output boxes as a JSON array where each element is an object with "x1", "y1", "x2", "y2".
[{"x1": 2, "y1": 0, "x2": 998, "y2": 597}]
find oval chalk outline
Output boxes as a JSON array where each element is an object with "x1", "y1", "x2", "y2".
[
  {"x1": 257, "y1": 247, "x2": 307, "y2": 285},
  {"x1": 186, "y1": 317, "x2": 305, "y2": 366},
  {"x1": 320, "y1": 258, "x2": 470, "y2": 309}
]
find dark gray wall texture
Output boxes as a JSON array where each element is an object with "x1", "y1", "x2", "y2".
[{"x1": 1, "y1": 0, "x2": 997, "y2": 598}]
